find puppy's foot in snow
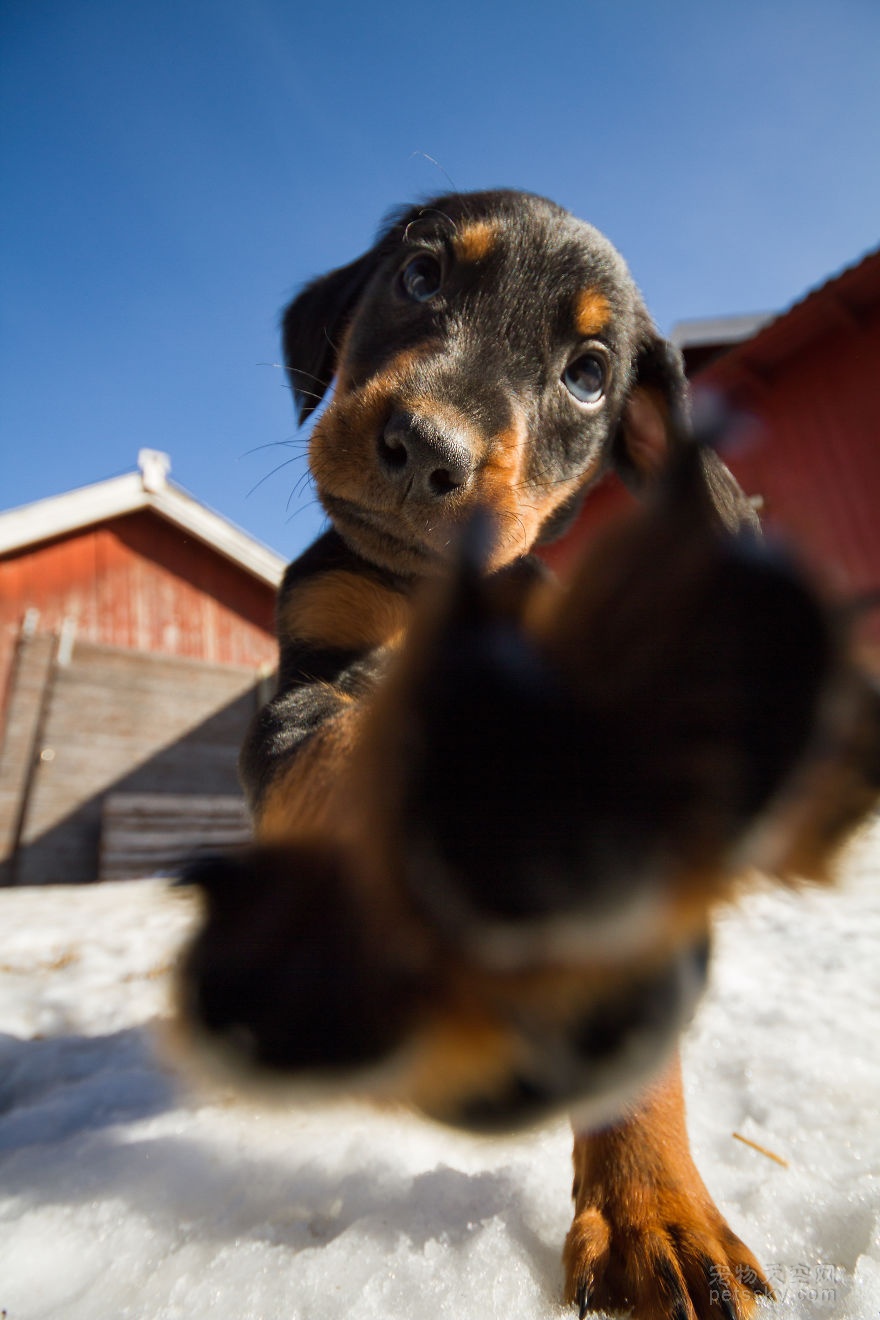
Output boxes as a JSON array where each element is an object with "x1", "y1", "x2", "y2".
[
  {"x1": 564, "y1": 1063, "x2": 773, "y2": 1320},
  {"x1": 563, "y1": 1198, "x2": 773, "y2": 1319}
]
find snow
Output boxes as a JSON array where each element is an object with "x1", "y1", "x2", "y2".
[{"x1": 1, "y1": 831, "x2": 879, "y2": 1320}]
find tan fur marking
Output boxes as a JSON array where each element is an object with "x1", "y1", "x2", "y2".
[
  {"x1": 478, "y1": 417, "x2": 534, "y2": 563},
  {"x1": 310, "y1": 347, "x2": 433, "y2": 499},
  {"x1": 453, "y1": 220, "x2": 499, "y2": 263},
  {"x1": 281, "y1": 570, "x2": 410, "y2": 651},
  {"x1": 332, "y1": 344, "x2": 431, "y2": 404},
  {"x1": 384, "y1": 955, "x2": 622, "y2": 1124},
  {"x1": 398, "y1": 1011, "x2": 522, "y2": 1121},
  {"x1": 573, "y1": 287, "x2": 611, "y2": 338},
  {"x1": 479, "y1": 414, "x2": 597, "y2": 567},
  {"x1": 257, "y1": 704, "x2": 366, "y2": 841}
]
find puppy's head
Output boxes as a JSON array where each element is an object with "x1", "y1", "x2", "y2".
[{"x1": 283, "y1": 190, "x2": 754, "y2": 574}]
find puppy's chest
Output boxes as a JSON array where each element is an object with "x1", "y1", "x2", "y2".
[{"x1": 276, "y1": 530, "x2": 415, "y2": 692}]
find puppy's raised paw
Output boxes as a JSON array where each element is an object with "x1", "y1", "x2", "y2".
[
  {"x1": 359, "y1": 443, "x2": 843, "y2": 969},
  {"x1": 175, "y1": 845, "x2": 424, "y2": 1080}
]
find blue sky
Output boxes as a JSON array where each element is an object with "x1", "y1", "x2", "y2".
[{"x1": 2, "y1": 0, "x2": 878, "y2": 562}]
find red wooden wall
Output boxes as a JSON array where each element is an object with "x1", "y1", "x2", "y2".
[
  {"x1": 542, "y1": 257, "x2": 880, "y2": 656},
  {"x1": 1, "y1": 510, "x2": 278, "y2": 715},
  {"x1": 716, "y1": 308, "x2": 880, "y2": 600}
]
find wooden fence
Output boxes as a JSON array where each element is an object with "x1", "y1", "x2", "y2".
[{"x1": 0, "y1": 622, "x2": 271, "y2": 884}]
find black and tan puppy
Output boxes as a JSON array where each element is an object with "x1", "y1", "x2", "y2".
[{"x1": 177, "y1": 191, "x2": 880, "y2": 1319}]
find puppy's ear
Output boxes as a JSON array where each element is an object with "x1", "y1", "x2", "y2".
[
  {"x1": 282, "y1": 201, "x2": 431, "y2": 424},
  {"x1": 282, "y1": 249, "x2": 382, "y2": 424},
  {"x1": 614, "y1": 319, "x2": 760, "y2": 532},
  {"x1": 613, "y1": 329, "x2": 689, "y2": 484}
]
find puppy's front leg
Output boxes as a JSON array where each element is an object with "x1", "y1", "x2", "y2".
[{"x1": 564, "y1": 1056, "x2": 773, "y2": 1320}]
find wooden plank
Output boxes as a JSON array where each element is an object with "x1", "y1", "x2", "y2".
[
  {"x1": 0, "y1": 631, "x2": 57, "y2": 881},
  {"x1": 104, "y1": 793, "x2": 251, "y2": 816},
  {"x1": 99, "y1": 791, "x2": 251, "y2": 881}
]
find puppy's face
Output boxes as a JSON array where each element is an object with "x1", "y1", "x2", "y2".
[{"x1": 284, "y1": 191, "x2": 692, "y2": 573}]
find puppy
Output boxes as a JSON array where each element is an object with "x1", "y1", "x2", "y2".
[{"x1": 177, "y1": 191, "x2": 880, "y2": 1319}]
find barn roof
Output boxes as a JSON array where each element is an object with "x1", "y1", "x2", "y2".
[
  {"x1": 671, "y1": 311, "x2": 774, "y2": 353},
  {"x1": 0, "y1": 450, "x2": 286, "y2": 587},
  {"x1": 672, "y1": 246, "x2": 880, "y2": 385}
]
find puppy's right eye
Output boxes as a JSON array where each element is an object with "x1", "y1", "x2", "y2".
[
  {"x1": 562, "y1": 352, "x2": 607, "y2": 404},
  {"x1": 400, "y1": 253, "x2": 443, "y2": 302}
]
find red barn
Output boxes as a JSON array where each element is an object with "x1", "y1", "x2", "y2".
[
  {"x1": 0, "y1": 452, "x2": 285, "y2": 885},
  {"x1": 543, "y1": 247, "x2": 880, "y2": 656}
]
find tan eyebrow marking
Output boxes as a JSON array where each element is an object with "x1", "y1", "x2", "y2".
[
  {"x1": 453, "y1": 220, "x2": 499, "y2": 263},
  {"x1": 573, "y1": 288, "x2": 612, "y2": 338}
]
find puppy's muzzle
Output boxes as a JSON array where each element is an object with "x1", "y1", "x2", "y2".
[{"x1": 378, "y1": 409, "x2": 476, "y2": 502}]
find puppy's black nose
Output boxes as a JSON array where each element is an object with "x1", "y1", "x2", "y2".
[{"x1": 378, "y1": 410, "x2": 474, "y2": 500}]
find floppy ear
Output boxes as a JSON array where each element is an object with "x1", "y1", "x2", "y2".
[
  {"x1": 282, "y1": 247, "x2": 389, "y2": 424},
  {"x1": 282, "y1": 197, "x2": 465, "y2": 424},
  {"x1": 614, "y1": 323, "x2": 760, "y2": 532}
]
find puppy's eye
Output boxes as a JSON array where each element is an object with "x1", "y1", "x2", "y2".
[
  {"x1": 400, "y1": 253, "x2": 443, "y2": 302},
  {"x1": 563, "y1": 353, "x2": 607, "y2": 404}
]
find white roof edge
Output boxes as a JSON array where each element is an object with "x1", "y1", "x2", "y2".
[
  {"x1": 149, "y1": 485, "x2": 286, "y2": 586},
  {"x1": 669, "y1": 312, "x2": 775, "y2": 349},
  {"x1": 0, "y1": 473, "x2": 149, "y2": 556},
  {"x1": 0, "y1": 466, "x2": 286, "y2": 587}
]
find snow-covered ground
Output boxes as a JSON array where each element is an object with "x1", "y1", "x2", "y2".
[{"x1": 1, "y1": 830, "x2": 878, "y2": 1320}]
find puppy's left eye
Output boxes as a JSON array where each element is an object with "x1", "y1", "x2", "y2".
[
  {"x1": 400, "y1": 253, "x2": 443, "y2": 302},
  {"x1": 563, "y1": 353, "x2": 607, "y2": 404}
]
